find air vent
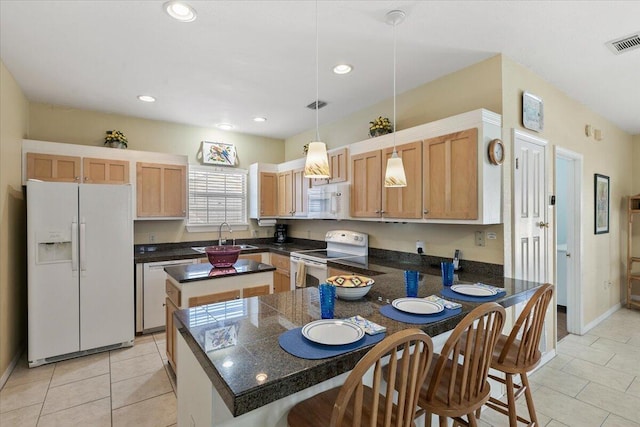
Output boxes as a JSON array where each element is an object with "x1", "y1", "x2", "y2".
[
  {"x1": 606, "y1": 32, "x2": 640, "y2": 55},
  {"x1": 306, "y1": 100, "x2": 327, "y2": 110}
]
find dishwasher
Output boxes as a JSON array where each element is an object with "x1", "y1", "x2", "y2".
[{"x1": 142, "y1": 259, "x2": 196, "y2": 333}]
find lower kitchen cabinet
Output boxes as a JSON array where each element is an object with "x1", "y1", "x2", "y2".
[
  {"x1": 189, "y1": 290, "x2": 241, "y2": 306},
  {"x1": 270, "y1": 253, "x2": 291, "y2": 293},
  {"x1": 242, "y1": 284, "x2": 271, "y2": 298}
]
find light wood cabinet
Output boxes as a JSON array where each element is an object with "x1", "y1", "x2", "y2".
[
  {"x1": 26, "y1": 153, "x2": 81, "y2": 182},
  {"x1": 259, "y1": 172, "x2": 278, "y2": 217},
  {"x1": 239, "y1": 253, "x2": 263, "y2": 263},
  {"x1": 271, "y1": 253, "x2": 291, "y2": 293},
  {"x1": 382, "y1": 141, "x2": 423, "y2": 219},
  {"x1": 165, "y1": 297, "x2": 178, "y2": 372},
  {"x1": 277, "y1": 171, "x2": 294, "y2": 217},
  {"x1": 136, "y1": 162, "x2": 186, "y2": 218},
  {"x1": 312, "y1": 147, "x2": 349, "y2": 186},
  {"x1": 242, "y1": 284, "x2": 271, "y2": 298},
  {"x1": 351, "y1": 142, "x2": 421, "y2": 219},
  {"x1": 423, "y1": 128, "x2": 478, "y2": 220},
  {"x1": 351, "y1": 150, "x2": 382, "y2": 217},
  {"x1": 188, "y1": 290, "x2": 241, "y2": 306},
  {"x1": 83, "y1": 157, "x2": 129, "y2": 184}
]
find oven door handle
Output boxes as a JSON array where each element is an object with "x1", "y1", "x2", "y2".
[{"x1": 290, "y1": 258, "x2": 326, "y2": 268}]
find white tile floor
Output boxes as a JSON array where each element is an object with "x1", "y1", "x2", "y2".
[
  {"x1": 2, "y1": 308, "x2": 640, "y2": 426},
  {"x1": 0, "y1": 332, "x2": 176, "y2": 427}
]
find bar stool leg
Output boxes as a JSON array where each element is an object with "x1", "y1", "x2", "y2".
[
  {"x1": 505, "y1": 373, "x2": 518, "y2": 426},
  {"x1": 522, "y1": 372, "x2": 538, "y2": 426},
  {"x1": 439, "y1": 416, "x2": 447, "y2": 427}
]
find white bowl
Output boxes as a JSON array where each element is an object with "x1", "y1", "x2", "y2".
[{"x1": 326, "y1": 275, "x2": 374, "y2": 301}]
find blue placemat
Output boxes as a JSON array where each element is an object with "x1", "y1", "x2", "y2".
[
  {"x1": 279, "y1": 326, "x2": 385, "y2": 360},
  {"x1": 379, "y1": 305, "x2": 462, "y2": 324},
  {"x1": 441, "y1": 286, "x2": 506, "y2": 302}
]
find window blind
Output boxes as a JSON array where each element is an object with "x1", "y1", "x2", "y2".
[{"x1": 188, "y1": 165, "x2": 248, "y2": 227}]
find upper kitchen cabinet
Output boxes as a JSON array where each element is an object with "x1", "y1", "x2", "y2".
[
  {"x1": 351, "y1": 141, "x2": 422, "y2": 219},
  {"x1": 249, "y1": 163, "x2": 278, "y2": 219},
  {"x1": 277, "y1": 171, "x2": 294, "y2": 217},
  {"x1": 423, "y1": 129, "x2": 478, "y2": 220},
  {"x1": 350, "y1": 150, "x2": 382, "y2": 217},
  {"x1": 292, "y1": 168, "x2": 311, "y2": 217},
  {"x1": 83, "y1": 157, "x2": 129, "y2": 184},
  {"x1": 136, "y1": 162, "x2": 186, "y2": 218},
  {"x1": 26, "y1": 152, "x2": 81, "y2": 182},
  {"x1": 348, "y1": 109, "x2": 502, "y2": 225},
  {"x1": 311, "y1": 147, "x2": 349, "y2": 186},
  {"x1": 383, "y1": 141, "x2": 423, "y2": 219}
]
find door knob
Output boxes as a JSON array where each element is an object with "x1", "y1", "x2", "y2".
[{"x1": 538, "y1": 221, "x2": 549, "y2": 228}]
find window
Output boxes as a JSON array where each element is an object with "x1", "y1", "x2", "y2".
[{"x1": 187, "y1": 165, "x2": 248, "y2": 230}]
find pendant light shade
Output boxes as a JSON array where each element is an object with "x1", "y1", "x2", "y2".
[
  {"x1": 304, "y1": 141, "x2": 330, "y2": 178},
  {"x1": 304, "y1": 1, "x2": 330, "y2": 179},
  {"x1": 384, "y1": 149, "x2": 407, "y2": 187},
  {"x1": 383, "y1": 9, "x2": 407, "y2": 188}
]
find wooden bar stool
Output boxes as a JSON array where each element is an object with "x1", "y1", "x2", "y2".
[
  {"x1": 481, "y1": 283, "x2": 554, "y2": 427},
  {"x1": 419, "y1": 302, "x2": 506, "y2": 427},
  {"x1": 287, "y1": 328, "x2": 434, "y2": 427}
]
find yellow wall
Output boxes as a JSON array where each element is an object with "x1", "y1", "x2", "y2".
[
  {"x1": 283, "y1": 56, "x2": 505, "y2": 263},
  {"x1": 501, "y1": 57, "x2": 634, "y2": 327},
  {"x1": 0, "y1": 60, "x2": 29, "y2": 380},
  {"x1": 28, "y1": 103, "x2": 285, "y2": 244}
]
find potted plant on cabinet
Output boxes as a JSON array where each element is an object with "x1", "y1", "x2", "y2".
[{"x1": 104, "y1": 130, "x2": 128, "y2": 149}]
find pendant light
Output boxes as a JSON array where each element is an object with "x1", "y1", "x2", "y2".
[
  {"x1": 383, "y1": 10, "x2": 407, "y2": 188},
  {"x1": 304, "y1": 1, "x2": 330, "y2": 179}
]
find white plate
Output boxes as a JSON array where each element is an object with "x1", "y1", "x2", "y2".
[
  {"x1": 302, "y1": 320, "x2": 365, "y2": 346},
  {"x1": 450, "y1": 284, "x2": 498, "y2": 297},
  {"x1": 392, "y1": 298, "x2": 444, "y2": 315}
]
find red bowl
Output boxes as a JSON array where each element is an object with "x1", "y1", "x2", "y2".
[{"x1": 205, "y1": 246, "x2": 241, "y2": 268}]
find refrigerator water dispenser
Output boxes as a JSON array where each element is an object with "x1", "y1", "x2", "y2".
[{"x1": 36, "y1": 231, "x2": 72, "y2": 263}]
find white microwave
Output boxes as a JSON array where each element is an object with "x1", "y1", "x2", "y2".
[{"x1": 307, "y1": 183, "x2": 350, "y2": 220}]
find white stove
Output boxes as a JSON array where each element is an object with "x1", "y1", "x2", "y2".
[{"x1": 290, "y1": 230, "x2": 368, "y2": 289}]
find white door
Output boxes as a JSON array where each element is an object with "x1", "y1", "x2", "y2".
[
  {"x1": 79, "y1": 184, "x2": 134, "y2": 350},
  {"x1": 27, "y1": 181, "x2": 80, "y2": 362},
  {"x1": 512, "y1": 130, "x2": 548, "y2": 284},
  {"x1": 555, "y1": 148, "x2": 583, "y2": 334}
]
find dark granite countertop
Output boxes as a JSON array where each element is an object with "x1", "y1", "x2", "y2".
[
  {"x1": 174, "y1": 270, "x2": 544, "y2": 417},
  {"x1": 165, "y1": 259, "x2": 276, "y2": 283}
]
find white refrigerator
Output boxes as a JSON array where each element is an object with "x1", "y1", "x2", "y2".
[{"x1": 27, "y1": 181, "x2": 134, "y2": 367}]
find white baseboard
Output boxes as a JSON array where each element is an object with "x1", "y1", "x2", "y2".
[
  {"x1": 0, "y1": 346, "x2": 24, "y2": 390},
  {"x1": 582, "y1": 303, "x2": 621, "y2": 335}
]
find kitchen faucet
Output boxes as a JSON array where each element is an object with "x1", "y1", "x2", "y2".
[{"x1": 218, "y1": 222, "x2": 232, "y2": 246}]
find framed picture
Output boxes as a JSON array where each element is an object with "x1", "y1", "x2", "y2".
[
  {"x1": 202, "y1": 141, "x2": 237, "y2": 166},
  {"x1": 522, "y1": 91, "x2": 544, "y2": 132},
  {"x1": 594, "y1": 173, "x2": 610, "y2": 234}
]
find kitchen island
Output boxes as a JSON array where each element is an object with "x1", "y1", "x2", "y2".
[
  {"x1": 164, "y1": 259, "x2": 275, "y2": 372},
  {"x1": 173, "y1": 265, "x2": 546, "y2": 427}
]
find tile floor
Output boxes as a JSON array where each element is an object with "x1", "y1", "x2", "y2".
[
  {"x1": 2, "y1": 308, "x2": 640, "y2": 426},
  {"x1": 0, "y1": 332, "x2": 176, "y2": 427}
]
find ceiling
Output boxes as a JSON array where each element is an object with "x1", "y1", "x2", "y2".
[{"x1": 1, "y1": 1, "x2": 639, "y2": 139}]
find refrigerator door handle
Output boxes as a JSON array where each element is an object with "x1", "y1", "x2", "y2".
[
  {"x1": 80, "y1": 220, "x2": 86, "y2": 273},
  {"x1": 71, "y1": 219, "x2": 79, "y2": 272}
]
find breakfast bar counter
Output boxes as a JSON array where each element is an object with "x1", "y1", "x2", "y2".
[{"x1": 173, "y1": 267, "x2": 545, "y2": 427}]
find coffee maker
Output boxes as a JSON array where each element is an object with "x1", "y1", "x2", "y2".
[{"x1": 274, "y1": 224, "x2": 288, "y2": 244}]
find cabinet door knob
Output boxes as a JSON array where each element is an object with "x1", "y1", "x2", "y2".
[
  {"x1": 423, "y1": 210, "x2": 429, "y2": 214},
  {"x1": 75, "y1": 176, "x2": 80, "y2": 181}
]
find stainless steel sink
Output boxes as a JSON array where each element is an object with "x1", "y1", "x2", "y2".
[{"x1": 191, "y1": 244, "x2": 258, "y2": 253}]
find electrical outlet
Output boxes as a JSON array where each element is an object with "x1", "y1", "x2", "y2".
[
  {"x1": 486, "y1": 232, "x2": 497, "y2": 240},
  {"x1": 475, "y1": 231, "x2": 485, "y2": 247},
  {"x1": 149, "y1": 233, "x2": 156, "y2": 243},
  {"x1": 252, "y1": 229, "x2": 258, "y2": 237},
  {"x1": 416, "y1": 240, "x2": 425, "y2": 254}
]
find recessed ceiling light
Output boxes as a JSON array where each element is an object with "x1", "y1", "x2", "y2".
[
  {"x1": 333, "y1": 64, "x2": 353, "y2": 75},
  {"x1": 137, "y1": 95, "x2": 156, "y2": 103},
  {"x1": 216, "y1": 123, "x2": 234, "y2": 131},
  {"x1": 253, "y1": 117, "x2": 267, "y2": 122},
  {"x1": 163, "y1": 1, "x2": 197, "y2": 22}
]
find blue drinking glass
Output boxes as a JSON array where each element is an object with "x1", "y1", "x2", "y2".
[
  {"x1": 404, "y1": 270, "x2": 419, "y2": 297},
  {"x1": 318, "y1": 283, "x2": 336, "y2": 319},
  {"x1": 441, "y1": 262, "x2": 454, "y2": 286}
]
